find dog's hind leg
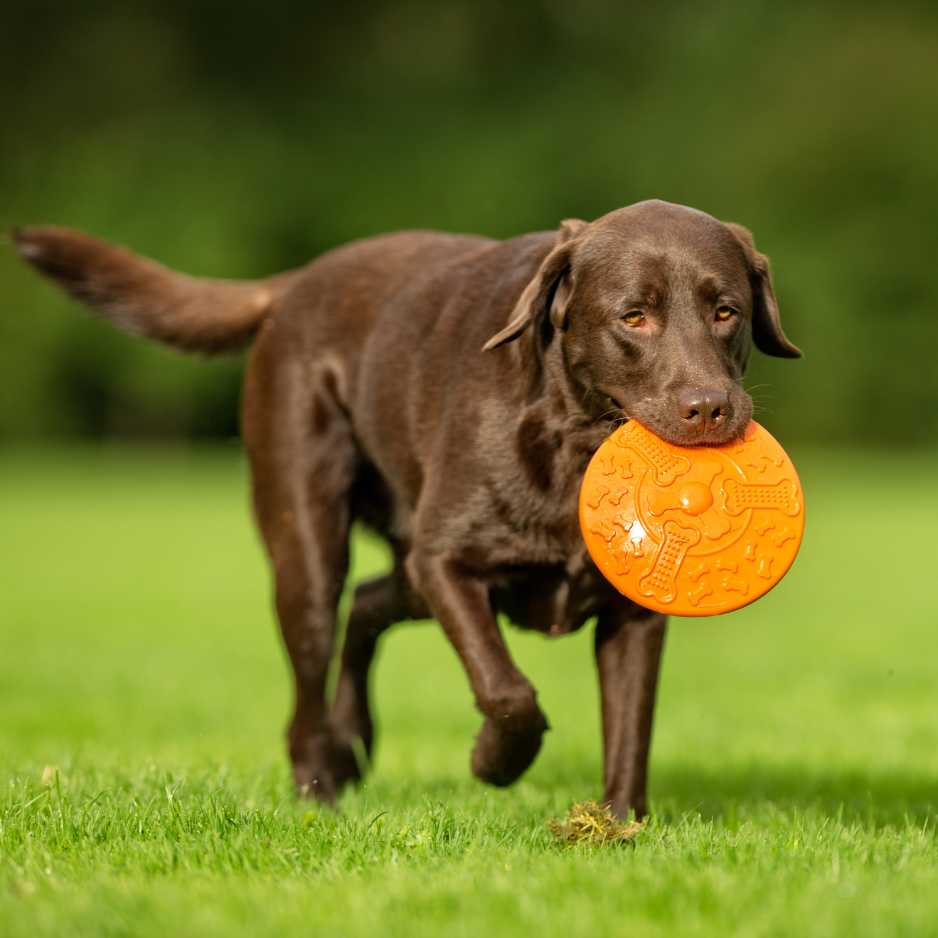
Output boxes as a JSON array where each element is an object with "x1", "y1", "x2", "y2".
[
  {"x1": 243, "y1": 334, "x2": 359, "y2": 803},
  {"x1": 331, "y1": 568, "x2": 423, "y2": 763},
  {"x1": 330, "y1": 576, "x2": 394, "y2": 761}
]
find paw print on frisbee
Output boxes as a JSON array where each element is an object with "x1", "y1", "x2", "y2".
[{"x1": 579, "y1": 421, "x2": 804, "y2": 616}]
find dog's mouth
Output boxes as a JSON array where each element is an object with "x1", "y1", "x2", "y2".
[
  {"x1": 641, "y1": 413, "x2": 752, "y2": 449},
  {"x1": 661, "y1": 426, "x2": 745, "y2": 447}
]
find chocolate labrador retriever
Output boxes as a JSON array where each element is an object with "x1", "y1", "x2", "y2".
[{"x1": 14, "y1": 199, "x2": 800, "y2": 818}]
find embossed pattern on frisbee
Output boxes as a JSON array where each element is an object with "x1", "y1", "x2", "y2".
[{"x1": 579, "y1": 421, "x2": 805, "y2": 617}]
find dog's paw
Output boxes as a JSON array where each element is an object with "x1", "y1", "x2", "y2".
[
  {"x1": 291, "y1": 730, "x2": 363, "y2": 803},
  {"x1": 470, "y1": 710, "x2": 548, "y2": 787}
]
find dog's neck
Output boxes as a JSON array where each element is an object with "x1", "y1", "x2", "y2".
[{"x1": 515, "y1": 334, "x2": 618, "y2": 459}]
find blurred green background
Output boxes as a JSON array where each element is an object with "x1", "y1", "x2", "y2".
[{"x1": 2, "y1": 0, "x2": 937, "y2": 445}]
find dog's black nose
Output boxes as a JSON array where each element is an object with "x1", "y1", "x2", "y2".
[{"x1": 677, "y1": 387, "x2": 730, "y2": 434}]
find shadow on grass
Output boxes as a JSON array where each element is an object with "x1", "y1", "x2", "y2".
[
  {"x1": 444, "y1": 757, "x2": 938, "y2": 829},
  {"x1": 651, "y1": 763, "x2": 938, "y2": 827},
  {"x1": 342, "y1": 762, "x2": 938, "y2": 830}
]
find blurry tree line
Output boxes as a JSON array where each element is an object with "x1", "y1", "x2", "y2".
[{"x1": 2, "y1": 0, "x2": 936, "y2": 445}]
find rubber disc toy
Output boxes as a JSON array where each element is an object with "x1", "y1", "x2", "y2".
[{"x1": 579, "y1": 421, "x2": 804, "y2": 616}]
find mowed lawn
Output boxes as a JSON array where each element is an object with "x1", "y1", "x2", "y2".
[{"x1": 2, "y1": 444, "x2": 938, "y2": 938}]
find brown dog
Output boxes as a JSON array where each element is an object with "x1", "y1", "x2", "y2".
[{"x1": 14, "y1": 200, "x2": 800, "y2": 817}]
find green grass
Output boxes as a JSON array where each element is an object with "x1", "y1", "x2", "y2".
[{"x1": 2, "y1": 443, "x2": 938, "y2": 937}]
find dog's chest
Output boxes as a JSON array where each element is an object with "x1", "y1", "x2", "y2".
[
  {"x1": 491, "y1": 546, "x2": 613, "y2": 636},
  {"x1": 445, "y1": 408, "x2": 619, "y2": 632},
  {"x1": 487, "y1": 466, "x2": 617, "y2": 635}
]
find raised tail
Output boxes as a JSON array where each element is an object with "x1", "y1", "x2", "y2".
[{"x1": 13, "y1": 226, "x2": 299, "y2": 354}]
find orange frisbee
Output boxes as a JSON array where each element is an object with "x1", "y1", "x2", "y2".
[{"x1": 579, "y1": 421, "x2": 804, "y2": 616}]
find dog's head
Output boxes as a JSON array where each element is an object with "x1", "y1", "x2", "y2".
[{"x1": 484, "y1": 200, "x2": 800, "y2": 446}]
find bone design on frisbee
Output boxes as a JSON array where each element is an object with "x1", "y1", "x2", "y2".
[{"x1": 578, "y1": 421, "x2": 805, "y2": 617}]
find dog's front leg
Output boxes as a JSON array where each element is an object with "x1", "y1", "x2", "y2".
[
  {"x1": 408, "y1": 552, "x2": 549, "y2": 786},
  {"x1": 594, "y1": 604, "x2": 668, "y2": 819}
]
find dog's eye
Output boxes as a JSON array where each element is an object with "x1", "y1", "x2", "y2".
[
  {"x1": 621, "y1": 310, "x2": 646, "y2": 327},
  {"x1": 715, "y1": 306, "x2": 737, "y2": 322}
]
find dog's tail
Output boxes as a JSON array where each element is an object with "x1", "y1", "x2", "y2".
[{"x1": 12, "y1": 226, "x2": 299, "y2": 354}]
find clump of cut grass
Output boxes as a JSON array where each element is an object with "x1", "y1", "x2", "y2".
[{"x1": 548, "y1": 800, "x2": 645, "y2": 846}]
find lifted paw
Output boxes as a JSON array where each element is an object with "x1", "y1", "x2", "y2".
[{"x1": 471, "y1": 709, "x2": 548, "y2": 787}]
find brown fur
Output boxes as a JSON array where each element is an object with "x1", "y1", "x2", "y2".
[{"x1": 14, "y1": 200, "x2": 800, "y2": 817}]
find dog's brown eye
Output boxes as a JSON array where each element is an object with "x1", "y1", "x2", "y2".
[
  {"x1": 715, "y1": 306, "x2": 737, "y2": 322},
  {"x1": 622, "y1": 310, "x2": 645, "y2": 327}
]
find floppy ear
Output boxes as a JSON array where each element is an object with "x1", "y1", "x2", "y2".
[
  {"x1": 482, "y1": 218, "x2": 586, "y2": 352},
  {"x1": 725, "y1": 222, "x2": 802, "y2": 359}
]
